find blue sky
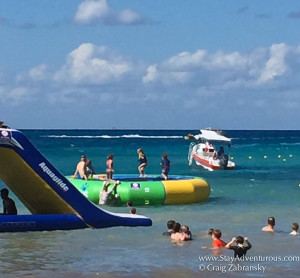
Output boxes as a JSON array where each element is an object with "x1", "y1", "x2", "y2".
[{"x1": 1, "y1": 0, "x2": 300, "y2": 129}]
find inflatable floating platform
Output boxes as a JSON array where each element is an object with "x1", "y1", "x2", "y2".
[
  {"x1": 0, "y1": 127, "x2": 152, "y2": 232},
  {"x1": 68, "y1": 174, "x2": 210, "y2": 206}
]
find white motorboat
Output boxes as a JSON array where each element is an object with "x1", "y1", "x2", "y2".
[{"x1": 186, "y1": 129, "x2": 235, "y2": 171}]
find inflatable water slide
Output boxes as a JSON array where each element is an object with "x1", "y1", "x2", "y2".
[{"x1": 0, "y1": 128, "x2": 152, "y2": 232}]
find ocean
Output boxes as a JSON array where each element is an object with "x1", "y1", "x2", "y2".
[{"x1": 1, "y1": 129, "x2": 300, "y2": 278}]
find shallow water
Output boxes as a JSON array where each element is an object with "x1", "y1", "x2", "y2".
[{"x1": 1, "y1": 130, "x2": 300, "y2": 277}]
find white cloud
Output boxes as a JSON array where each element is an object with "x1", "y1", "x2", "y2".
[
  {"x1": 0, "y1": 86, "x2": 34, "y2": 104},
  {"x1": 3, "y1": 42, "x2": 300, "y2": 127},
  {"x1": 142, "y1": 44, "x2": 294, "y2": 90},
  {"x1": 118, "y1": 9, "x2": 142, "y2": 24},
  {"x1": 54, "y1": 43, "x2": 133, "y2": 84},
  {"x1": 9, "y1": 87, "x2": 29, "y2": 100},
  {"x1": 143, "y1": 49, "x2": 249, "y2": 85},
  {"x1": 208, "y1": 51, "x2": 248, "y2": 70},
  {"x1": 143, "y1": 63, "x2": 191, "y2": 84},
  {"x1": 258, "y1": 43, "x2": 288, "y2": 83},
  {"x1": 143, "y1": 64, "x2": 158, "y2": 83},
  {"x1": 29, "y1": 64, "x2": 48, "y2": 81},
  {"x1": 2, "y1": 42, "x2": 300, "y2": 129},
  {"x1": 74, "y1": 0, "x2": 110, "y2": 24},
  {"x1": 74, "y1": 0, "x2": 145, "y2": 25},
  {"x1": 163, "y1": 50, "x2": 207, "y2": 70},
  {"x1": 161, "y1": 50, "x2": 247, "y2": 71}
]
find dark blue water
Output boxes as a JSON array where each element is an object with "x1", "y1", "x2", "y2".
[{"x1": 1, "y1": 130, "x2": 300, "y2": 278}]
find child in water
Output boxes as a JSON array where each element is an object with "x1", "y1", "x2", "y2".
[
  {"x1": 211, "y1": 229, "x2": 226, "y2": 248},
  {"x1": 181, "y1": 225, "x2": 192, "y2": 240},
  {"x1": 171, "y1": 223, "x2": 189, "y2": 241},
  {"x1": 290, "y1": 222, "x2": 299, "y2": 235},
  {"x1": 225, "y1": 236, "x2": 252, "y2": 258},
  {"x1": 162, "y1": 220, "x2": 175, "y2": 236}
]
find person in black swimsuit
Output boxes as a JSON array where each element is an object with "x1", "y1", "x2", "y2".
[
  {"x1": 225, "y1": 236, "x2": 252, "y2": 258},
  {"x1": 137, "y1": 148, "x2": 148, "y2": 177}
]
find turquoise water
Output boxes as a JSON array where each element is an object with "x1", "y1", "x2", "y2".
[{"x1": 1, "y1": 130, "x2": 300, "y2": 278}]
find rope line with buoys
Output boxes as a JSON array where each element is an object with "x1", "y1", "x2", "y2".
[{"x1": 246, "y1": 153, "x2": 295, "y2": 161}]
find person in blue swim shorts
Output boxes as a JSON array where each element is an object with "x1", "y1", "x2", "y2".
[{"x1": 160, "y1": 153, "x2": 170, "y2": 180}]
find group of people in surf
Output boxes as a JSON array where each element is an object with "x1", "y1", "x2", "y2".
[
  {"x1": 163, "y1": 219, "x2": 252, "y2": 258},
  {"x1": 162, "y1": 216, "x2": 299, "y2": 258},
  {"x1": 72, "y1": 148, "x2": 171, "y2": 181}
]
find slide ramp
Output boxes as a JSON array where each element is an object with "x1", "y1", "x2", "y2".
[{"x1": 0, "y1": 128, "x2": 152, "y2": 232}]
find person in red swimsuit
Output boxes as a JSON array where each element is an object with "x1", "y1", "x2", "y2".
[{"x1": 212, "y1": 229, "x2": 226, "y2": 247}]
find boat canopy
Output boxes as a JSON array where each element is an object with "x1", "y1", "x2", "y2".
[{"x1": 194, "y1": 129, "x2": 231, "y2": 143}]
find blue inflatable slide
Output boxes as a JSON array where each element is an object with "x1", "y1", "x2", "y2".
[{"x1": 0, "y1": 128, "x2": 152, "y2": 232}]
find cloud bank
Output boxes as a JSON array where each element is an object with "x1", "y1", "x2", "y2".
[{"x1": 2, "y1": 41, "x2": 300, "y2": 129}]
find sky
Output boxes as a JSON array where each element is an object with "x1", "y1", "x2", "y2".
[{"x1": 1, "y1": 0, "x2": 300, "y2": 130}]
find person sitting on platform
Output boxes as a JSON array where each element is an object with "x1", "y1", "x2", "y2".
[
  {"x1": 0, "y1": 188, "x2": 17, "y2": 215},
  {"x1": 84, "y1": 155, "x2": 96, "y2": 178},
  {"x1": 72, "y1": 155, "x2": 89, "y2": 180}
]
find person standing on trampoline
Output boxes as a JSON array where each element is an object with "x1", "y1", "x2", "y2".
[{"x1": 137, "y1": 148, "x2": 148, "y2": 178}]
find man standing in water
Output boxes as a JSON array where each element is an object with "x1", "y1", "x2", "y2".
[
  {"x1": 0, "y1": 188, "x2": 17, "y2": 215},
  {"x1": 262, "y1": 216, "x2": 275, "y2": 232}
]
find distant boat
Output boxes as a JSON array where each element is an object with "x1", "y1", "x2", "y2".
[{"x1": 186, "y1": 129, "x2": 235, "y2": 171}]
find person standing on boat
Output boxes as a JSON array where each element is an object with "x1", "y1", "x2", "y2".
[
  {"x1": 137, "y1": 148, "x2": 148, "y2": 178},
  {"x1": 106, "y1": 154, "x2": 114, "y2": 180},
  {"x1": 0, "y1": 188, "x2": 17, "y2": 215},
  {"x1": 160, "y1": 153, "x2": 170, "y2": 180},
  {"x1": 217, "y1": 146, "x2": 225, "y2": 158}
]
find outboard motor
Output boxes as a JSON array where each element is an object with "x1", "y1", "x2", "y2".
[{"x1": 219, "y1": 154, "x2": 228, "y2": 169}]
